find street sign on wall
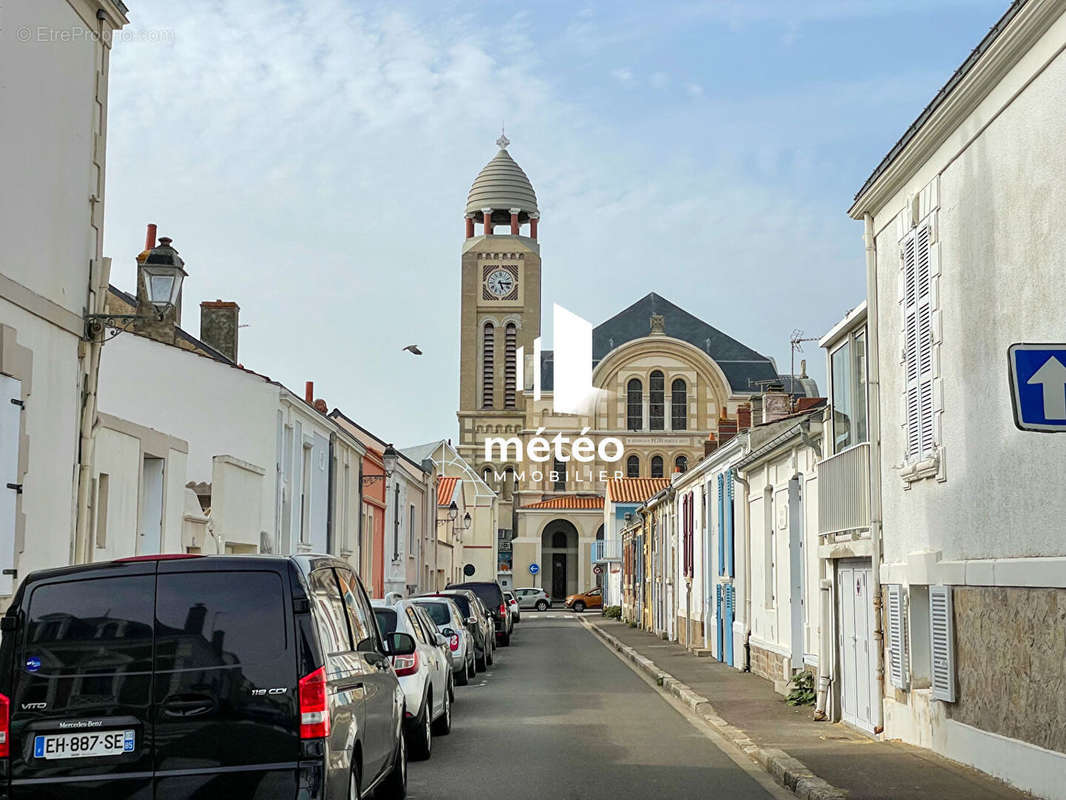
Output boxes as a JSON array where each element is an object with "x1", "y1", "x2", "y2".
[
  {"x1": 1008, "y1": 344, "x2": 1066, "y2": 431},
  {"x1": 529, "y1": 563, "x2": 539, "y2": 575}
]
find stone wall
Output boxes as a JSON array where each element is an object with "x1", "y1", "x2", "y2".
[
  {"x1": 749, "y1": 643, "x2": 788, "y2": 689},
  {"x1": 950, "y1": 586, "x2": 1066, "y2": 755}
]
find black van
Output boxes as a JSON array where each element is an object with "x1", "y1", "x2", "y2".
[
  {"x1": 0, "y1": 553, "x2": 415, "y2": 799},
  {"x1": 446, "y1": 581, "x2": 511, "y2": 646}
]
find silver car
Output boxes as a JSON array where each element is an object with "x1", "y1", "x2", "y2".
[
  {"x1": 372, "y1": 599, "x2": 453, "y2": 761},
  {"x1": 413, "y1": 596, "x2": 476, "y2": 686},
  {"x1": 513, "y1": 586, "x2": 551, "y2": 611}
]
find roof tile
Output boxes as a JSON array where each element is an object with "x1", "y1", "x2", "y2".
[
  {"x1": 605, "y1": 478, "x2": 672, "y2": 504},
  {"x1": 520, "y1": 496, "x2": 604, "y2": 510}
]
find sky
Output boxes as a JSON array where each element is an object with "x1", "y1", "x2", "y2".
[{"x1": 102, "y1": 0, "x2": 1009, "y2": 446}]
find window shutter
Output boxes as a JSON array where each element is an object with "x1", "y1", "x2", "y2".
[
  {"x1": 929, "y1": 585, "x2": 956, "y2": 702},
  {"x1": 0, "y1": 376, "x2": 22, "y2": 596},
  {"x1": 886, "y1": 584, "x2": 909, "y2": 689},
  {"x1": 726, "y1": 472, "x2": 735, "y2": 578},
  {"x1": 717, "y1": 473, "x2": 725, "y2": 576},
  {"x1": 903, "y1": 222, "x2": 936, "y2": 460}
]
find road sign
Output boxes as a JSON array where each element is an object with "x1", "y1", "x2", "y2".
[
  {"x1": 593, "y1": 565, "x2": 603, "y2": 575},
  {"x1": 1008, "y1": 344, "x2": 1066, "y2": 431},
  {"x1": 528, "y1": 563, "x2": 539, "y2": 575}
]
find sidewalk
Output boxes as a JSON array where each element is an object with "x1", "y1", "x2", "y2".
[{"x1": 585, "y1": 617, "x2": 1034, "y2": 800}]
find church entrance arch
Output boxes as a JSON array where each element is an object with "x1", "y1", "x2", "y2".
[{"x1": 541, "y1": 520, "x2": 579, "y2": 600}]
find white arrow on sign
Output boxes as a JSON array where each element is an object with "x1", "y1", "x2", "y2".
[{"x1": 1027, "y1": 355, "x2": 1066, "y2": 420}]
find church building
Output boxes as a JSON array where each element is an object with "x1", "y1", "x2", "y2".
[{"x1": 456, "y1": 136, "x2": 809, "y2": 599}]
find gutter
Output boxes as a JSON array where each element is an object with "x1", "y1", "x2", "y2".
[
  {"x1": 732, "y1": 467, "x2": 752, "y2": 672},
  {"x1": 865, "y1": 212, "x2": 886, "y2": 735}
]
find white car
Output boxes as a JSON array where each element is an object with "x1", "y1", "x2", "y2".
[
  {"x1": 505, "y1": 591, "x2": 521, "y2": 623},
  {"x1": 412, "y1": 596, "x2": 476, "y2": 685},
  {"x1": 513, "y1": 587, "x2": 551, "y2": 611},
  {"x1": 372, "y1": 598, "x2": 453, "y2": 760}
]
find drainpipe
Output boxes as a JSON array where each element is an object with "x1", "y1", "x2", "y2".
[
  {"x1": 814, "y1": 577, "x2": 833, "y2": 719},
  {"x1": 865, "y1": 212, "x2": 886, "y2": 735},
  {"x1": 356, "y1": 461, "x2": 364, "y2": 576},
  {"x1": 733, "y1": 468, "x2": 751, "y2": 672},
  {"x1": 73, "y1": 257, "x2": 112, "y2": 565},
  {"x1": 326, "y1": 432, "x2": 336, "y2": 555}
]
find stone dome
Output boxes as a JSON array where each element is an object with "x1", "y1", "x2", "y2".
[{"x1": 465, "y1": 137, "x2": 538, "y2": 225}]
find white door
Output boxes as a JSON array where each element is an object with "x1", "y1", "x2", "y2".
[{"x1": 837, "y1": 559, "x2": 875, "y2": 731}]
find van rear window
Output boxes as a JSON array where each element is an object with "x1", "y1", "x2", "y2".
[
  {"x1": 156, "y1": 572, "x2": 287, "y2": 671},
  {"x1": 25, "y1": 576, "x2": 154, "y2": 675},
  {"x1": 416, "y1": 602, "x2": 451, "y2": 626}
]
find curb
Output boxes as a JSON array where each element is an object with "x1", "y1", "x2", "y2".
[{"x1": 582, "y1": 619, "x2": 849, "y2": 800}]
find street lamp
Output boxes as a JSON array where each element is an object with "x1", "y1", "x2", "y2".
[
  {"x1": 436, "y1": 500, "x2": 459, "y2": 526},
  {"x1": 84, "y1": 236, "x2": 187, "y2": 341},
  {"x1": 362, "y1": 443, "x2": 398, "y2": 485}
]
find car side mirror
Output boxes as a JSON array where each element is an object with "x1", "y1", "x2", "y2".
[
  {"x1": 384, "y1": 632, "x2": 416, "y2": 657},
  {"x1": 466, "y1": 616, "x2": 478, "y2": 625},
  {"x1": 442, "y1": 627, "x2": 456, "y2": 637}
]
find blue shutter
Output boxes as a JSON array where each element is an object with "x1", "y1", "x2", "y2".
[
  {"x1": 717, "y1": 473, "x2": 725, "y2": 576},
  {"x1": 726, "y1": 471, "x2": 735, "y2": 578}
]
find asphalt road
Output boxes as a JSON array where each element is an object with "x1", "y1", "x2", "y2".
[{"x1": 406, "y1": 612, "x2": 784, "y2": 800}]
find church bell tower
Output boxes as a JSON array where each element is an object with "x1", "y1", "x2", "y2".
[{"x1": 457, "y1": 134, "x2": 542, "y2": 483}]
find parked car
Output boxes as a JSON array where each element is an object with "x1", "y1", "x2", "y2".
[
  {"x1": 565, "y1": 586, "x2": 604, "y2": 613},
  {"x1": 422, "y1": 590, "x2": 493, "y2": 671},
  {"x1": 0, "y1": 553, "x2": 412, "y2": 800},
  {"x1": 505, "y1": 591, "x2": 521, "y2": 623},
  {"x1": 372, "y1": 598, "x2": 453, "y2": 761},
  {"x1": 447, "y1": 581, "x2": 513, "y2": 646},
  {"x1": 412, "y1": 596, "x2": 476, "y2": 685},
  {"x1": 514, "y1": 586, "x2": 552, "y2": 611}
]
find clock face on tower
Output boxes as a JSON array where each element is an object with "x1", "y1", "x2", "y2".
[{"x1": 488, "y1": 267, "x2": 515, "y2": 298}]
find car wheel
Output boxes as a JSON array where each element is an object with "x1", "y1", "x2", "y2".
[
  {"x1": 475, "y1": 650, "x2": 486, "y2": 672},
  {"x1": 535, "y1": 600, "x2": 548, "y2": 611},
  {"x1": 377, "y1": 726, "x2": 407, "y2": 800},
  {"x1": 349, "y1": 762, "x2": 362, "y2": 800},
  {"x1": 408, "y1": 693, "x2": 432, "y2": 761},
  {"x1": 456, "y1": 661, "x2": 469, "y2": 686},
  {"x1": 432, "y1": 685, "x2": 452, "y2": 736},
  {"x1": 574, "y1": 601, "x2": 585, "y2": 613},
  {"x1": 500, "y1": 631, "x2": 511, "y2": 647},
  {"x1": 486, "y1": 647, "x2": 494, "y2": 666}
]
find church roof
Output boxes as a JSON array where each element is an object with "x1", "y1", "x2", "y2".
[
  {"x1": 592, "y1": 293, "x2": 778, "y2": 393},
  {"x1": 466, "y1": 144, "x2": 538, "y2": 219},
  {"x1": 520, "y1": 496, "x2": 604, "y2": 510}
]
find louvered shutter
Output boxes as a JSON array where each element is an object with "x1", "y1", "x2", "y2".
[
  {"x1": 717, "y1": 473, "x2": 725, "y2": 576},
  {"x1": 726, "y1": 472, "x2": 735, "y2": 578},
  {"x1": 929, "y1": 585, "x2": 956, "y2": 702},
  {"x1": 0, "y1": 376, "x2": 21, "y2": 596},
  {"x1": 886, "y1": 584, "x2": 909, "y2": 689},
  {"x1": 903, "y1": 222, "x2": 935, "y2": 459}
]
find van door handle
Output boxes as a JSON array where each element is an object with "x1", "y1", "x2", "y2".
[{"x1": 160, "y1": 694, "x2": 215, "y2": 718}]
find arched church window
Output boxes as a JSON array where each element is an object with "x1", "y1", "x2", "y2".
[
  {"x1": 552, "y1": 458, "x2": 567, "y2": 492},
  {"x1": 651, "y1": 455, "x2": 664, "y2": 478},
  {"x1": 671, "y1": 378, "x2": 687, "y2": 430},
  {"x1": 482, "y1": 466, "x2": 494, "y2": 488},
  {"x1": 649, "y1": 371, "x2": 665, "y2": 430},
  {"x1": 626, "y1": 378, "x2": 643, "y2": 430},
  {"x1": 626, "y1": 455, "x2": 640, "y2": 478},
  {"x1": 504, "y1": 323, "x2": 517, "y2": 409},
  {"x1": 552, "y1": 531, "x2": 568, "y2": 549},
  {"x1": 482, "y1": 322, "x2": 495, "y2": 409},
  {"x1": 675, "y1": 455, "x2": 688, "y2": 473},
  {"x1": 504, "y1": 466, "x2": 515, "y2": 500}
]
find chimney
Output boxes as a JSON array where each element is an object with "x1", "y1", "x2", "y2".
[
  {"x1": 305, "y1": 381, "x2": 314, "y2": 404},
  {"x1": 762, "y1": 383, "x2": 792, "y2": 424},
  {"x1": 704, "y1": 432, "x2": 718, "y2": 457},
  {"x1": 718, "y1": 416, "x2": 739, "y2": 445},
  {"x1": 145, "y1": 223, "x2": 157, "y2": 251},
  {"x1": 199, "y1": 300, "x2": 240, "y2": 362},
  {"x1": 737, "y1": 403, "x2": 752, "y2": 431}
]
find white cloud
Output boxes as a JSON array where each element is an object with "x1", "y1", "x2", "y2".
[{"x1": 610, "y1": 67, "x2": 634, "y2": 84}]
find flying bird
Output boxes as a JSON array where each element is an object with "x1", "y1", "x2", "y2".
[{"x1": 402, "y1": 344, "x2": 423, "y2": 356}]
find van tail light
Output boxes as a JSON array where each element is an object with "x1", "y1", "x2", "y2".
[
  {"x1": 298, "y1": 667, "x2": 330, "y2": 739},
  {"x1": 499, "y1": 603, "x2": 506, "y2": 617},
  {"x1": 449, "y1": 634, "x2": 460, "y2": 652},
  {"x1": 393, "y1": 652, "x2": 419, "y2": 677},
  {"x1": 0, "y1": 692, "x2": 8, "y2": 757}
]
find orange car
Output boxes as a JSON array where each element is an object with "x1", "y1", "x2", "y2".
[{"x1": 564, "y1": 587, "x2": 603, "y2": 613}]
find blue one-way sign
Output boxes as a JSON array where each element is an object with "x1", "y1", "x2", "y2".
[{"x1": 1009, "y1": 344, "x2": 1066, "y2": 432}]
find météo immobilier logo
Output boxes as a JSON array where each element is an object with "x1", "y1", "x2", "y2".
[{"x1": 484, "y1": 304, "x2": 625, "y2": 483}]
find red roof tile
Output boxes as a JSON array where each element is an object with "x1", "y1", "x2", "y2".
[
  {"x1": 605, "y1": 478, "x2": 671, "y2": 504},
  {"x1": 520, "y1": 496, "x2": 604, "y2": 510},
  {"x1": 437, "y1": 477, "x2": 459, "y2": 507}
]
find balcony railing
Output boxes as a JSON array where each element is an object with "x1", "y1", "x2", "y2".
[
  {"x1": 817, "y1": 442, "x2": 870, "y2": 535},
  {"x1": 591, "y1": 539, "x2": 622, "y2": 563}
]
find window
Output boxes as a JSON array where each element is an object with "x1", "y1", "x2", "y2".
[
  {"x1": 156, "y1": 571, "x2": 287, "y2": 670},
  {"x1": 903, "y1": 221, "x2": 935, "y2": 460},
  {"x1": 671, "y1": 379, "x2": 687, "y2": 430},
  {"x1": 405, "y1": 607, "x2": 427, "y2": 644},
  {"x1": 409, "y1": 504, "x2": 416, "y2": 554},
  {"x1": 649, "y1": 371, "x2": 665, "y2": 430},
  {"x1": 374, "y1": 608, "x2": 398, "y2": 636},
  {"x1": 830, "y1": 331, "x2": 869, "y2": 454},
  {"x1": 336, "y1": 568, "x2": 376, "y2": 652},
  {"x1": 552, "y1": 531, "x2": 569, "y2": 548},
  {"x1": 26, "y1": 576, "x2": 154, "y2": 675},
  {"x1": 651, "y1": 455, "x2": 663, "y2": 478},
  {"x1": 504, "y1": 466, "x2": 515, "y2": 499},
  {"x1": 626, "y1": 455, "x2": 640, "y2": 478},
  {"x1": 626, "y1": 378, "x2": 643, "y2": 430},
  {"x1": 675, "y1": 455, "x2": 688, "y2": 474},
  {"x1": 309, "y1": 568, "x2": 352, "y2": 654},
  {"x1": 504, "y1": 323, "x2": 517, "y2": 408},
  {"x1": 417, "y1": 601, "x2": 452, "y2": 626},
  {"x1": 885, "y1": 584, "x2": 909, "y2": 689},
  {"x1": 552, "y1": 458, "x2": 566, "y2": 491},
  {"x1": 94, "y1": 473, "x2": 109, "y2": 549},
  {"x1": 482, "y1": 322, "x2": 495, "y2": 409}
]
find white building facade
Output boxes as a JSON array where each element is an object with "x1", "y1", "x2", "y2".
[{"x1": 849, "y1": 2, "x2": 1066, "y2": 794}]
